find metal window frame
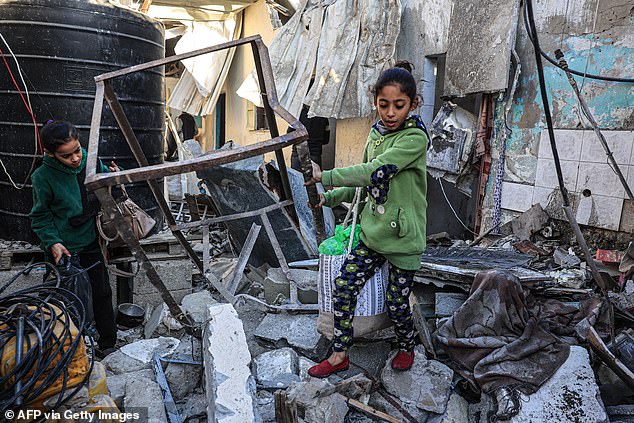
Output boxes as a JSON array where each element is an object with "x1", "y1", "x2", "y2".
[{"x1": 85, "y1": 35, "x2": 326, "y2": 332}]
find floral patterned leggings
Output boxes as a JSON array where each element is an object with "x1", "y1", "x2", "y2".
[{"x1": 332, "y1": 240, "x2": 416, "y2": 352}]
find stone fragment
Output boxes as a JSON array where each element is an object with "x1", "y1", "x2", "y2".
[
  {"x1": 179, "y1": 393, "x2": 208, "y2": 421},
  {"x1": 298, "y1": 356, "x2": 317, "y2": 381},
  {"x1": 368, "y1": 391, "x2": 429, "y2": 423},
  {"x1": 203, "y1": 303, "x2": 257, "y2": 423},
  {"x1": 255, "y1": 313, "x2": 329, "y2": 358},
  {"x1": 253, "y1": 348, "x2": 300, "y2": 388},
  {"x1": 101, "y1": 350, "x2": 151, "y2": 375},
  {"x1": 381, "y1": 346, "x2": 453, "y2": 414},
  {"x1": 144, "y1": 302, "x2": 184, "y2": 339},
  {"x1": 164, "y1": 335, "x2": 203, "y2": 401},
  {"x1": 106, "y1": 369, "x2": 155, "y2": 409},
  {"x1": 339, "y1": 341, "x2": 391, "y2": 379},
  {"x1": 428, "y1": 392, "x2": 470, "y2": 423},
  {"x1": 120, "y1": 337, "x2": 180, "y2": 364},
  {"x1": 263, "y1": 268, "x2": 319, "y2": 304},
  {"x1": 255, "y1": 390, "x2": 276, "y2": 423},
  {"x1": 124, "y1": 377, "x2": 168, "y2": 423},
  {"x1": 132, "y1": 259, "x2": 192, "y2": 309},
  {"x1": 285, "y1": 379, "x2": 349, "y2": 423},
  {"x1": 434, "y1": 292, "x2": 468, "y2": 317},
  {"x1": 509, "y1": 346, "x2": 608, "y2": 423},
  {"x1": 499, "y1": 203, "x2": 549, "y2": 240},
  {"x1": 181, "y1": 290, "x2": 217, "y2": 324}
]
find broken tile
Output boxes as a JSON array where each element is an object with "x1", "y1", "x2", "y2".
[
  {"x1": 577, "y1": 162, "x2": 625, "y2": 198},
  {"x1": 509, "y1": 346, "x2": 608, "y2": 423},
  {"x1": 538, "y1": 129, "x2": 583, "y2": 161},
  {"x1": 255, "y1": 313, "x2": 329, "y2": 358},
  {"x1": 501, "y1": 182, "x2": 534, "y2": 213},
  {"x1": 534, "y1": 158, "x2": 579, "y2": 190},
  {"x1": 380, "y1": 346, "x2": 453, "y2": 414},
  {"x1": 580, "y1": 130, "x2": 633, "y2": 166}
]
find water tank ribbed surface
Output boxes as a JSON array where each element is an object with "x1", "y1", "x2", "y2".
[{"x1": 0, "y1": 0, "x2": 165, "y2": 243}]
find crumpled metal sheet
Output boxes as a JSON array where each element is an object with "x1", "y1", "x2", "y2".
[
  {"x1": 238, "y1": 0, "x2": 401, "y2": 120},
  {"x1": 306, "y1": 0, "x2": 401, "y2": 119}
]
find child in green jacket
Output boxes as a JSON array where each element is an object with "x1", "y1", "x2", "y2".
[
  {"x1": 306, "y1": 62, "x2": 428, "y2": 377},
  {"x1": 30, "y1": 120, "x2": 118, "y2": 356}
]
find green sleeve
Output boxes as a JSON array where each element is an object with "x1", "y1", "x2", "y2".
[
  {"x1": 98, "y1": 161, "x2": 109, "y2": 173},
  {"x1": 321, "y1": 131, "x2": 427, "y2": 187},
  {"x1": 29, "y1": 175, "x2": 62, "y2": 252},
  {"x1": 323, "y1": 187, "x2": 356, "y2": 208}
]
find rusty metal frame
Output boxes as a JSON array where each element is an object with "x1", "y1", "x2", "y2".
[{"x1": 86, "y1": 35, "x2": 326, "y2": 330}]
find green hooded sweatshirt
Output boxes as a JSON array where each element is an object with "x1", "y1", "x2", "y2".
[
  {"x1": 321, "y1": 117, "x2": 427, "y2": 270},
  {"x1": 30, "y1": 148, "x2": 109, "y2": 253}
]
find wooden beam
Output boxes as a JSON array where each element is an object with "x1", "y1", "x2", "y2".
[{"x1": 140, "y1": 0, "x2": 153, "y2": 13}]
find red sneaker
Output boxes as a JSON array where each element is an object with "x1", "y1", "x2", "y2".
[
  {"x1": 307, "y1": 356, "x2": 350, "y2": 378},
  {"x1": 391, "y1": 350, "x2": 414, "y2": 371}
]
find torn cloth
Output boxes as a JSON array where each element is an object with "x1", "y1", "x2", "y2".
[{"x1": 434, "y1": 270, "x2": 579, "y2": 394}]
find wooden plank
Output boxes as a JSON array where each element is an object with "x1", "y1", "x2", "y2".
[
  {"x1": 140, "y1": 0, "x2": 152, "y2": 13},
  {"x1": 274, "y1": 390, "x2": 298, "y2": 423},
  {"x1": 410, "y1": 294, "x2": 437, "y2": 359},
  {"x1": 226, "y1": 223, "x2": 261, "y2": 295},
  {"x1": 346, "y1": 397, "x2": 403, "y2": 423},
  {"x1": 587, "y1": 326, "x2": 634, "y2": 391}
]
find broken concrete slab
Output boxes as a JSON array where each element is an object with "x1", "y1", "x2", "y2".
[
  {"x1": 179, "y1": 393, "x2": 207, "y2": 421},
  {"x1": 254, "y1": 313, "x2": 329, "y2": 358},
  {"x1": 298, "y1": 356, "x2": 318, "y2": 381},
  {"x1": 255, "y1": 390, "x2": 276, "y2": 423},
  {"x1": 120, "y1": 337, "x2": 180, "y2": 364},
  {"x1": 263, "y1": 268, "x2": 319, "y2": 304},
  {"x1": 381, "y1": 346, "x2": 453, "y2": 414},
  {"x1": 435, "y1": 292, "x2": 468, "y2": 317},
  {"x1": 144, "y1": 302, "x2": 184, "y2": 339},
  {"x1": 203, "y1": 303, "x2": 257, "y2": 423},
  {"x1": 509, "y1": 346, "x2": 608, "y2": 423},
  {"x1": 101, "y1": 350, "x2": 151, "y2": 375},
  {"x1": 124, "y1": 377, "x2": 169, "y2": 423},
  {"x1": 500, "y1": 204, "x2": 549, "y2": 241},
  {"x1": 106, "y1": 368, "x2": 155, "y2": 409},
  {"x1": 253, "y1": 348, "x2": 300, "y2": 388},
  {"x1": 285, "y1": 378, "x2": 349, "y2": 423},
  {"x1": 164, "y1": 335, "x2": 203, "y2": 401},
  {"x1": 428, "y1": 392, "x2": 470, "y2": 423},
  {"x1": 181, "y1": 289, "x2": 217, "y2": 324}
]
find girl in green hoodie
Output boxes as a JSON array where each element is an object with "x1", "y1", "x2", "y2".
[
  {"x1": 30, "y1": 120, "x2": 118, "y2": 356},
  {"x1": 306, "y1": 62, "x2": 428, "y2": 377}
]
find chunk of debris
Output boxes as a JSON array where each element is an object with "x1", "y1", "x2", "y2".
[
  {"x1": 124, "y1": 377, "x2": 169, "y2": 423},
  {"x1": 380, "y1": 346, "x2": 453, "y2": 414},
  {"x1": 255, "y1": 313, "x2": 329, "y2": 358},
  {"x1": 164, "y1": 334, "x2": 203, "y2": 401},
  {"x1": 180, "y1": 290, "x2": 218, "y2": 324},
  {"x1": 553, "y1": 247, "x2": 582, "y2": 267},
  {"x1": 179, "y1": 393, "x2": 207, "y2": 421},
  {"x1": 255, "y1": 390, "x2": 276, "y2": 423},
  {"x1": 428, "y1": 392, "x2": 470, "y2": 423},
  {"x1": 120, "y1": 336, "x2": 180, "y2": 364},
  {"x1": 282, "y1": 378, "x2": 349, "y2": 423},
  {"x1": 144, "y1": 302, "x2": 184, "y2": 339},
  {"x1": 339, "y1": 341, "x2": 392, "y2": 379},
  {"x1": 508, "y1": 346, "x2": 608, "y2": 422},
  {"x1": 512, "y1": 240, "x2": 549, "y2": 256},
  {"x1": 298, "y1": 356, "x2": 318, "y2": 381},
  {"x1": 106, "y1": 368, "x2": 155, "y2": 409},
  {"x1": 263, "y1": 267, "x2": 319, "y2": 304},
  {"x1": 435, "y1": 292, "x2": 468, "y2": 317},
  {"x1": 203, "y1": 303, "x2": 257, "y2": 423},
  {"x1": 499, "y1": 203, "x2": 549, "y2": 241},
  {"x1": 253, "y1": 348, "x2": 301, "y2": 389},
  {"x1": 101, "y1": 349, "x2": 151, "y2": 375}
]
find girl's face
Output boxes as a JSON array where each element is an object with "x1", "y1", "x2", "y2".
[
  {"x1": 374, "y1": 84, "x2": 418, "y2": 130},
  {"x1": 48, "y1": 139, "x2": 82, "y2": 168}
]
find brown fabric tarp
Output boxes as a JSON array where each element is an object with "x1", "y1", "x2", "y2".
[{"x1": 434, "y1": 270, "x2": 604, "y2": 394}]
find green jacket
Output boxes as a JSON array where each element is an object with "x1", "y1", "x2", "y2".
[
  {"x1": 30, "y1": 149, "x2": 109, "y2": 253},
  {"x1": 322, "y1": 118, "x2": 427, "y2": 270}
]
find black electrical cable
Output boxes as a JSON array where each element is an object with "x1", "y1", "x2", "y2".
[
  {"x1": 522, "y1": 2, "x2": 634, "y2": 84},
  {"x1": 0, "y1": 263, "x2": 95, "y2": 415}
]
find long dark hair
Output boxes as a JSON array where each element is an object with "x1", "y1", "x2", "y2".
[{"x1": 371, "y1": 61, "x2": 417, "y2": 102}]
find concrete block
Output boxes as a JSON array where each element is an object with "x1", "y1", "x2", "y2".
[
  {"x1": 428, "y1": 392, "x2": 470, "y2": 423},
  {"x1": 434, "y1": 293, "x2": 468, "y2": 317},
  {"x1": 509, "y1": 346, "x2": 608, "y2": 423},
  {"x1": 501, "y1": 182, "x2": 534, "y2": 213},
  {"x1": 254, "y1": 313, "x2": 329, "y2": 358},
  {"x1": 253, "y1": 348, "x2": 299, "y2": 388},
  {"x1": 124, "y1": 377, "x2": 168, "y2": 423},
  {"x1": 339, "y1": 341, "x2": 392, "y2": 379},
  {"x1": 165, "y1": 335, "x2": 203, "y2": 401},
  {"x1": 120, "y1": 337, "x2": 180, "y2": 364},
  {"x1": 381, "y1": 346, "x2": 453, "y2": 414},
  {"x1": 203, "y1": 303, "x2": 257, "y2": 423},
  {"x1": 255, "y1": 391, "x2": 276, "y2": 423},
  {"x1": 106, "y1": 368, "x2": 154, "y2": 409},
  {"x1": 133, "y1": 259, "x2": 192, "y2": 294},
  {"x1": 263, "y1": 268, "x2": 319, "y2": 304},
  {"x1": 134, "y1": 288, "x2": 192, "y2": 311},
  {"x1": 285, "y1": 379, "x2": 349, "y2": 423},
  {"x1": 369, "y1": 391, "x2": 430, "y2": 423}
]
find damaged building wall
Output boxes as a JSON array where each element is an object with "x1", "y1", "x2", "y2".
[{"x1": 481, "y1": 0, "x2": 634, "y2": 233}]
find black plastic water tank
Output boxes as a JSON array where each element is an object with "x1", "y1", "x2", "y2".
[{"x1": 0, "y1": 0, "x2": 165, "y2": 243}]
